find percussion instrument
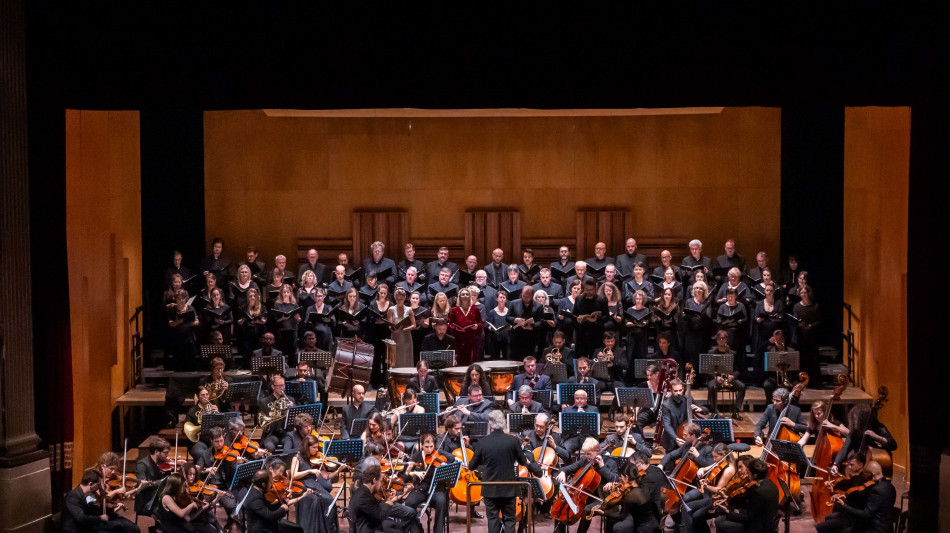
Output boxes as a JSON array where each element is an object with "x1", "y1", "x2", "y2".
[
  {"x1": 387, "y1": 367, "x2": 416, "y2": 407},
  {"x1": 481, "y1": 361, "x2": 521, "y2": 396},
  {"x1": 441, "y1": 366, "x2": 468, "y2": 403},
  {"x1": 383, "y1": 338, "x2": 397, "y2": 368},
  {"x1": 327, "y1": 337, "x2": 373, "y2": 396}
]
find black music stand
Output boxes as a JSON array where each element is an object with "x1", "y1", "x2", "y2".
[
  {"x1": 417, "y1": 392, "x2": 440, "y2": 414},
  {"x1": 507, "y1": 413, "x2": 538, "y2": 434},
  {"x1": 283, "y1": 403, "x2": 323, "y2": 430},
  {"x1": 285, "y1": 380, "x2": 318, "y2": 404},
  {"x1": 695, "y1": 419, "x2": 735, "y2": 444},
  {"x1": 633, "y1": 358, "x2": 668, "y2": 379},
  {"x1": 765, "y1": 351, "x2": 801, "y2": 374},
  {"x1": 199, "y1": 344, "x2": 233, "y2": 364},
  {"x1": 531, "y1": 389, "x2": 553, "y2": 408},
  {"x1": 559, "y1": 412, "x2": 600, "y2": 439},
  {"x1": 590, "y1": 360, "x2": 611, "y2": 381},
  {"x1": 768, "y1": 439, "x2": 808, "y2": 533},
  {"x1": 557, "y1": 383, "x2": 595, "y2": 405},
  {"x1": 223, "y1": 380, "x2": 262, "y2": 408},
  {"x1": 463, "y1": 421, "x2": 489, "y2": 438},
  {"x1": 700, "y1": 353, "x2": 738, "y2": 417},
  {"x1": 398, "y1": 413, "x2": 438, "y2": 439},
  {"x1": 543, "y1": 362, "x2": 569, "y2": 384},
  {"x1": 419, "y1": 461, "x2": 463, "y2": 521},
  {"x1": 298, "y1": 350, "x2": 333, "y2": 372},
  {"x1": 614, "y1": 387, "x2": 654, "y2": 422},
  {"x1": 198, "y1": 411, "x2": 241, "y2": 442},
  {"x1": 325, "y1": 439, "x2": 364, "y2": 464},
  {"x1": 421, "y1": 350, "x2": 455, "y2": 370},
  {"x1": 349, "y1": 418, "x2": 368, "y2": 438},
  {"x1": 229, "y1": 459, "x2": 264, "y2": 492},
  {"x1": 251, "y1": 355, "x2": 287, "y2": 377},
  {"x1": 518, "y1": 475, "x2": 547, "y2": 503}
]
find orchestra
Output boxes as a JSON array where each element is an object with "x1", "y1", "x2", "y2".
[{"x1": 75, "y1": 238, "x2": 903, "y2": 532}]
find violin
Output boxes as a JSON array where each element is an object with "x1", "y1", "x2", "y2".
[
  {"x1": 188, "y1": 482, "x2": 232, "y2": 499},
  {"x1": 106, "y1": 474, "x2": 139, "y2": 491},
  {"x1": 213, "y1": 446, "x2": 241, "y2": 462},
  {"x1": 232, "y1": 435, "x2": 270, "y2": 457},
  {"x1": 713, "y1": 474, "x2": 758, "y2": 510},
  {"x1": 603, "y1": 481, "x2": 634, "y2": 507},
  {"x1": 266, "y1": 475, "x2": 305, "y2": 504}
]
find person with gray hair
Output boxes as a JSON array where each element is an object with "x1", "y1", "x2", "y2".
[
  {"x1": 469, "y1": 410, "x2": 542, "y2": 533},
  {"x1": 753, "y1": 387, "x2": 807, "y2": 445},
  {"x1": 682, "y1": 239, "x2": 712, "y2": 285},
  {"x1": 510, "y1": 384, "x2": 547, "y2": 415},
  {"x1": 363, "y1": 240, "x2": 396, "y2": 286}
]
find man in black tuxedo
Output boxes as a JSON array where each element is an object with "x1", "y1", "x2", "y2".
[
  {"x1": 424, "y1": 246, "x2": 457, "y2": 287},
  {"x1": 468, "y1": 410, "x2": 542, "y2": 533},
  {"x1": 341, "y1": 384, "x2": 375, "y2": 439},
  {"x1": 615, "y1": 238, "x2": 649, "y2": 277},
  {"x1": 62, "y1": 469, "x2": 109, "y2": 533},
  {"x1": 483, "y1": 248, "x2": 508, "y2": 287},
  {"x1": 135, "y1": 437, "x2": 170, "y2": 515},
  {"x1": 298, "y1": 248, "x2": 327, "y2": 286}
]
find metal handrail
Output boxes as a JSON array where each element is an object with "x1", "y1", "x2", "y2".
[
  {"x1": 466, "y1": 481, "x2": 534, "y2": 533},
  {"x1": 842, "y1": 301, "x2": 858, "y2": 386}
]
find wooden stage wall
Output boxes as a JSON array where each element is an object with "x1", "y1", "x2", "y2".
[
  {"x1": 843, "y1": 106, "x2": 911, "y2": 474},
  {"x1": 65, "y1": 110, "x2": 142, "y2": 480},
  {"x1": 204, "y1": 108, "x2": 782, "y2": 265}
]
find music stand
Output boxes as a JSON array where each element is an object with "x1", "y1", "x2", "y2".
[
  {"x1": 614, "y1": 387, "x2": 654, "y2": 422},
  {"x1": 283, "y1": 403, "x2": 323, "y2": 430},
  {"x1": 198, "y1": 411, "x2": 241, "y2": 441},
  {"x1": 695, "y1": 419, "x2": 735, "y2": 443},
  {"x1": 765, "y1": 351, "x2": 801, "y2": 373},
  {"x1": 349, "y1": 418, "x2": 368, "y2": 438},
  {"x1": 325, "y1": 439, "x2": 364, "y2": 464},
  {"x1": 398, "y1": 413, "x2": 438, "y2": 439},
  {"x1": 590, "y1": 361, "x2": 611, "y2": 381},
  {"x1": 507, "y1": 413, "x2": 538, "y2": 434},
  {"x1": 518, "y1": 476, "x2": 547, "y2": 503},
  {"x1": 559, "y1": 412, "x2": 600, "y2": 439},
  {"x1": 417, "y1": 392, "x2": 440, "y2": 414},
  {"x1": 557, "y1": 383, "x2": 595, "y2": 406},
  {"x1": 633, "y1": 358, "x2": 667, "y2": 379},
  {"x1": 251, "y1": 355, "x2": 287, "y2": 377},
  {"x1": 298, "y1": 350, "x2": 333, "y2": 372},
  {"x1": 421, "y1": 350, "x2": 455, "y2": 370},
  {"x1": 543, "y1": 362, "x2": 568, "y2": 384},
  {"x1": 699, "y1": 354, "x2": 735, "y2": 376},
  {"x1": 223, "y1": 380, "x2": 262, "y2": 406},
  {"x1": 463, "y1": 421, "x2": 489, "y2": 438},
  {"x1": 285, "y1": 380, "x2": 318, "y2": 404},
  {"x1": 532, "y1": 390, "x2": 552, "y2": 408},
  {"x1": 199, "y1": 344, "x2": 232, "y2": 364},
  {"x1": 419, "y1": 461, "x2": 463, "y2": 520},
  {"x1": 229, "y1": 459, "x2": 264, "y2": 492},
  {"x1": 768, "y1": 439, "x2": 809, "y2": 533}
]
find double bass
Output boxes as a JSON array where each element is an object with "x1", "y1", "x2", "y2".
[
  {"x1": 865, "y1": 386, "x2": 893, "y2": 477},
  {"x1": 676, "y1": 363, "x2": 709, "y2": 439},
  {"x1": 651, "y1": 358, "x2": 679, "y2": 450},
  {"x1": 761, "y1": 373, "x2": 808, "y2": 505},
  {"x1": 809, "y1": 373, "x2": 849, "y2": 523}
]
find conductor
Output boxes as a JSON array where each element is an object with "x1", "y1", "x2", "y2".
[{"x1": 469, "y1": 410, "x2": 543, "y2": 533}]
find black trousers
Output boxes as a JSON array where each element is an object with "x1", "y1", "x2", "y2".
[{"x1": 484, "y1": 496, "x2": 517, "y2": 533}]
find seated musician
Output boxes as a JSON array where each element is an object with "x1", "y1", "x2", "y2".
[
  {"x1": 198, "y1": 357, "x2": 231, "y2": 409},
  {"x1": 560, "y1": 389, "x2": 598, "y2": 456},
  {"x1": 340, "y1": 384, "x2": 375, "y2": 440},
  {"x1": 705, "y1": 330, "x2": 748, "y2": 420},
  {"x1": 634, "y1": 364, "x2": 663, "y2": 432},
  {"x1": 593, "y1": 331, "x2": 624, "y2": 390},
  {"x1": 822, "y1": 460, "x2": 896, "y2": 533},
  {"x1": 259, "y1": 375, "x2": 295, "y2": 452},
  {"x1": 419, "y1": 320, "x2": 455, "y2": 353},
  {"x1": 457, "y1": 385, "x2": 493, "y2": 424},
  {"x1": 753, "y1": 387, "x2": 807, "y2": 446},
  {"x1": 282, "y1": 412, "x2": 314, "y2": 454},
  {"x1": 194, "y1": 427, "x2": 239, "y2": 520},
  {"x1": 598, "y1": 462, "x2": 660, "y2": 533},
  {"x1": 183, "y1": 464, "x2": 228, "y2": 533},
  {"x1": 511, "y1": 385, "x2": 547, "y2": 414},
  {"x1": 186, "y1": 386, "x2": 220, "y2": 459},
  {"x1": 290, "y1": 357, "x2": 328, "y2": 406},
  {"x1": 398, "y1": 433, "x2": 456, "y2": 533},
  {"x1": 659, "y1": 422, "x2": 714, "y2": 473},
  {"x1": 353, "y1": 444, "x2": 384, "y2": 490},
  {"x1": 439, "y1": 415, "x2": 469, "y2": 456},
  {"x1": 243, "y1": 467, "x2": 311, "y2": 533},
  {"x1": 63, "y1": 469, "x2": 112, "y2": 533},
  {"x1": 681, "y1": 443, "x2": 738, "y2": 533},
  {"x1": 135, "y1": 437, "x2": 170, "y2": 516},
  {"x1": 389, "y1": 389, "x2": 426, "y2": 425},
  {"x1": 655, "y1": 333, "x2": 680, "y2": 361},
  {"x1": 252, "y1": 331, "x2": 284, "y2": 360},
  {"x1": 600, "y1": 414, "x2": 650, "y2": 458},
  {"x1": 761, "y1": 329, "x2": 795, "y2": 401},
  {"x1": 658, "y1": 378, "x2": 708, "y2": 453},
  {"x1": 817, "y1": 452, "x2": 875, "y2": 533},
  {"x1": 290, "y1": 435, "x2": 340, "y2": 532},
  {"x1": 509, "y1": 355, "x2": 552, "y2": 402},
  {"x1": 798, "y1": 399, "x2": 848, "y2": 446},
  {"x1": 832, "y1": 403, "x2": 898, "y2": 476},
  {"x1": 91, "y1": 453, "x2": 138, "y2": 533},
  {"x1": 553, "y1": 437, "x2": 618, "y2": 533},
  {"x1": 712, "y1": 458, "x2": 778, "y2": 533},
  {"x1": 360, "y1": 413, "x2": 387, "y2": 454},
  {"x1": 543, "y1": 331, "x2": 575, "y2": 380},
  {"x1": 406, "y1": 359, "x2": 439, "y2": 394},
  {"x1": 630, "y1": 450, "x2": 666, "y2": 519},
  {"x1": 349, "y1": 464, "x2": 423, "y2": 533},
  {"x1": 568, "y1": 357, "x2": 604, "y2": 402},
  {"x1": 522, "y1": 413, "x2": 570, "y2": 465}
]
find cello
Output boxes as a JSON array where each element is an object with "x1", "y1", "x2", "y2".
[
  {"x1": 761, "y1": 373, "x2": 808, "y2": 505},
  {"x1": 651, "y1": 358, "x2": 679, "y2": 451},
  {"x1": 448, "y1": 428, "x2": 482, "y2": 506},
  {"x1": 662, "y1": 428, "x2": 709, "y2": 514},
  {"x1": 676, "y1": 363, "x2": 709, "y2": 439},
  {"x1": 551, "y1": 458, "x2": 602, "y2": 525},
  {"x1": 865, "y1": 386, "x2": 893, "y2": 477},
  {"x1": 515, "y1": 420, "x2": 558, "y2": 518},
  {"x1": 809, "y1": 373, "x2": 849, "y2": 523}
]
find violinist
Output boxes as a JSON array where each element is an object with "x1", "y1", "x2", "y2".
[
  {"x1": 705, "y1": 330, "x2": 748, "y2": 420},
  {"x1": 511, "y1": 385, "x2": 547, "y2": 415},
  {"x1": 360, "y1": 413, "x2": 386, "y2": 454},
  {"x1": 822, "y1": 460, "x2": 896, "y2": 533},
  {"x1": 290, "y1": 435, "x2": 339, "y2": 533},
  {"x1": 753, "y1": 388, "x2": 806, "y2": 447},
  {"x1": 282, "y1": 412, "x2": 315, "y2": 454},
  {"x1": 600, "y1": 414, "x2": 650, "y2": 458},
  {"x1": 681, "y1": 443, "x2": 737, "y2": 533},
  {"x1": 712, "y1": 459, "x2": 778, "y2": 533},
  {"x1": 92, "y1": 452, "x2": 138, "y2": 533},
  {"x1": 181, "y1": 463, "x2": 231, "y2": 533},
  {"x1": 341, "y1": 384, "x2": 375, "y2": 440},
  {"x1": 154, "y1": 472, "x2": 221, "y2": 533},
  {"x1": 399, "y1": 433, "x2": 455, "y2": 533},
  {"x1": 659, "y1": 378, "x2": 708, "y2": 453},
  {"x1": 553, "y1": 437, "x2": 617, "y2": 533},
  {"x1": 353, "y1": 444, "x2": 385, "y2": 490},
  {"x1": 348, "y1": 464, "x2": 422, "y2": 533},
  {"x1": 599, "y1": 462, "x2": 659, "y2": 533},
  {"x1": 798, "y1": 399, "x2": 848, "y2": 446},
  {"x1": 832, "y1": 404, "x2": 898, "y2": 474},
  {"x1": 522, "y1": 413, "x2": 570, "y2": 465},
  {"x1": 62, "y1": 469, "x2": 112, "y2": 533},
  {"x1": 195, "y1": 427, "x2": 240, "y2": 521},
  {"x1": 244, "y1": 467, "x2": 312, "y2": 533},
  {"x1": 659, "y1": 422, "x2": 714, "y2": 473},
  {"x1": 817, "y1": 452, "x2": 876, "y2": 532},
  {"x1": 135, "y1": 438, "x2": 170, "y2": 516},
  {"x1": 631, "y1": 450, "x2": 666, "y2": 518}
]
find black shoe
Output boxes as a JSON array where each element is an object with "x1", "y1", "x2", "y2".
[
  {"x1": 470, "y1": 509, "x2": 484, "y2": 519},
  {"x1": 733, "y1": 413, "x2": 744, "y2": 421}
]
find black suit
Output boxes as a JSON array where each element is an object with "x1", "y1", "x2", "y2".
[
  {"x1": 341, "y1": 401, "x2": 375, "y2": 439},
  {"x1": 753, "y1": 403, "x2": 807, "y2": 440},
  {"x1": 134, "y1": 455, "x2": 162, "y2": 515},
  {"x1": 407, "y1": 373, "x2": 439, "y2": 394},
  {"x1": 469, "y1": 428, "x2": 541, "y2": 533},
  {"x1": 244, "y1": 486, "x2": 287, "y2": 533},
  {"x1": 714, "y1": 479, "x2": 779, "y2": 533},
  {"x1": 615, "y1": 252, "x2": 649, "y2": 276},
  {"x1": 61, "y1": 487, "x2": 105, "y2": 533}
]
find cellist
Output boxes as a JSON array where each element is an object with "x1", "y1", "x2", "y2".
[
  {"x1": 599, "y1": 414, "x2": 651, "y2": 458},
  {"x1": 752, "y1": 388, "x2": 806, "y2": 447},
  {"x1": 659, "y1": 423, "x2": 714, "y2": 474},
  {"x1": 553, "y1": 438, "x2": 617, "y2": 533}
]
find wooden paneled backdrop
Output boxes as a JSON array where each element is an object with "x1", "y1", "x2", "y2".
[
  {"x1": 843, "y1": 107, "x2": 910, "y2": 473},
  {"x1": 205, "y1": 108, "x2": 782, "y2": 266}
]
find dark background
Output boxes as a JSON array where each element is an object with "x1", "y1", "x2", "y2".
[{"x1": 22, "y1": 3, "x2": 946, "y2": 528}]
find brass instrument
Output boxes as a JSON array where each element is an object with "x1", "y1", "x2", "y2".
[
  {"x1": 598, "y1": 348, "x2": 614, "y2": 368},
  {"x1": 547, "y1": 347, "x2": 562, "y2": 365},
  {"x1": 184, "y1": 403, "x2": 219, "y2": 442},
  {"x1": 257, "y1": 396, "x2": 293, "y2": 430},
  {"x1": 206, "y1": 378, "x2": 227, "y2": 402},
  {"x1": 776, "y1": 362, "x2": 792, "y2": 390}
]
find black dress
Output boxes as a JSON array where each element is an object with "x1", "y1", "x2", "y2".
[
  {"x1": 793, "y1": 302, "x2": 821, "y2": 383},
  {"x1": 270, "y1": 302, "x2": 300, "y2": 357},
  {"x1": 167, "y1": 305, "x2": 198, "y2": 371},
  {"x1": 680, "y1": 297, "x2": 713, "y2": 370}
]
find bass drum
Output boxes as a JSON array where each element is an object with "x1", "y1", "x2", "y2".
[
  {"x1": 441, "y1": 366, "x2": 468, "y2": 404},
  {"x1": 327, "y1": 338, "x2": 374, "y2": 397},
  {"x1": 387, "y1": 367, "x2": 416, "y2": 407},
  {"x1": 481, "y1": 361, "x2": 521, "y2": 396}
]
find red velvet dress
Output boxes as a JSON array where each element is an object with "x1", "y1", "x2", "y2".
[{"x1": 448, "y1": 305, "x2": 483, "y2": 366}]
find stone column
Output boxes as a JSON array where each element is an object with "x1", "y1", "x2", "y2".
[{"x1": 0, "y1": 0, "x2": 53, "y2": 531}]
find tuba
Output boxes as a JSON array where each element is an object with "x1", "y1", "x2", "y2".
[
  {"x1": 184, "y1": 403, "x2": 219, "y2": 442},
  {"x1": 257, "y1": 395, "x2": 293, "y2": 430}
]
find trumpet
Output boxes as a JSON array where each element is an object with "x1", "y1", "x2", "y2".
[
  {"x1": 547, "y1": 347, "x2": 562, "y2": 364},
  {"x1": 598, "y1": 348, "x2": 614, "y2": 368}
]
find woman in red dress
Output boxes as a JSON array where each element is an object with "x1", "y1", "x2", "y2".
[{"x1": 448, "y1": 288, "x2": 484, "y2": 367}]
